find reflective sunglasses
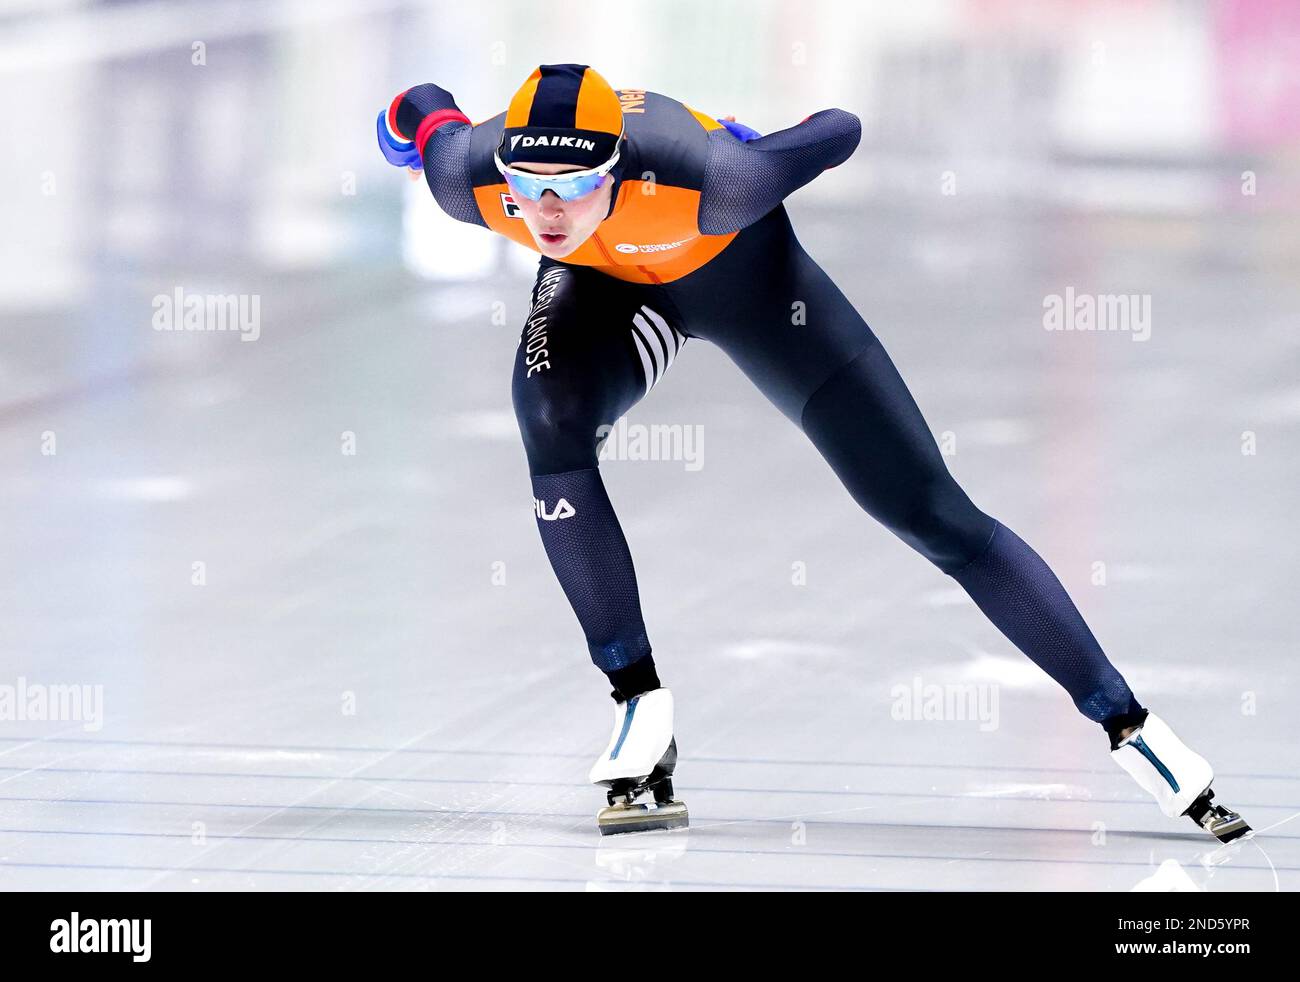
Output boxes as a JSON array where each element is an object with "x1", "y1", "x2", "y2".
[{"x1": 493, "y1": 149, "x2": 621, "y2": 202}]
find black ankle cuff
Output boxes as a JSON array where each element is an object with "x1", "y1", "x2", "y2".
[
  {"x1": 608, "y1": 655, "x2": 661, "y2": 703},
  {"x1": 1102, "y1": 699, "x2": 1149, "y2": 751}
]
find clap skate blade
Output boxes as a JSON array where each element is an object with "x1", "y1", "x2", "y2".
[
  {"x1": 1186, "y1": 789, "x2": 1251, "y2": 843},
  {"x1": 596, "y1": 778, "x2": 689, "y2": 836}
]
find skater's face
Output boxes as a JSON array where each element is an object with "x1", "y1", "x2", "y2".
[{"x1": 507, "y1": 162, "x2": 613, "y2": 259}]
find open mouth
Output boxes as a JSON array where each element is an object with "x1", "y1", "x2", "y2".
[{"x1": 539, "y1": 232, "x2": 567, "y2": 245}]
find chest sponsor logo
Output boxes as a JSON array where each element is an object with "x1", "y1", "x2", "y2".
[{"x1": 614, "y1": 237, "x2": 695, "y2": 254}]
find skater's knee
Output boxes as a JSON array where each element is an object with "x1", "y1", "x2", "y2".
[
  {"x1": 889, "y1": 478, "x2": 995, "y2": 573},
  {"x1": 514, "y1": 388, "x2": 605, "y2": 474}
]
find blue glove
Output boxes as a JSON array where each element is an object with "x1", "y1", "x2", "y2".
[
  {"x1": 377, "y1": 111, "x2": 422, "y2": 169},
  {"x1": 718, "y1": 118, "x2": 762, "y2": 142},
  {"x1": 379, "y1": 83, "x2": 467, "y2": 170}
]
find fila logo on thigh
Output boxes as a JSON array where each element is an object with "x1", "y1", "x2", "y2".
[
  {"x1": 629, "y1": 306, "x2": 687, "y2": 397},
  {"x1": 534, "y1": 497, "x2": 576, "y2": 521}
]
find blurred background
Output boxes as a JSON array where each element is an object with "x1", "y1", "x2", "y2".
[{"x1": 1, "y1": 0, "x2": 1297, "y2": 890}]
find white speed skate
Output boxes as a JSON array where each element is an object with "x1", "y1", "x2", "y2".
[
  {"x1": 589, "y1": 687, "x2": 688, "y2": 835},
  {"x1": 1110, "y1": 711, "x2": 1251, "y2": 843}
]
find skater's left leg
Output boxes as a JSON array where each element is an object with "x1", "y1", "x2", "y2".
[
  {"x1": 798, "y1": 341, "x2": 1142, "y2": 727},
  {"x1": 661, "y1": 206, "x2": 1245, "y2": 838},
  {"x1": 664, "y1": 204, "x2": 1140, "y2": 731}
]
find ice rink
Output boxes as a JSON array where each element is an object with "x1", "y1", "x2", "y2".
[{"x1": 1, "y1": 0, "x2": 1298, "y2": 890}]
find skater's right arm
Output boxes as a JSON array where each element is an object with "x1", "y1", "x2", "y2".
[{"x1": 381, "y1": 83, "x2": 488, "y2": 228}]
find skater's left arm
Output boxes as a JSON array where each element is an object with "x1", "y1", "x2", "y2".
[{"x1": 697, "y1": 107, "x2": 861, "y2": 235}]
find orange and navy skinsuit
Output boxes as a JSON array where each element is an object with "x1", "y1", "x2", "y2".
[
  {"x1": 402, "y1": 86, "x2": 861, "y2": 283},
  {"x1": 386, "y1": 82, "x2": 1145, "y2": 734}
]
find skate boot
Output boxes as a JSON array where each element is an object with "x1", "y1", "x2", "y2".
[
  {"x1": 1110, "y1": 712, "x2": 1251, "y2": 843},
  {"x1": 589, "y1": 687, "x2": 688, "y2": 836}
]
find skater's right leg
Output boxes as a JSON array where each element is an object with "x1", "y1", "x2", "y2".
[{"x1": 511, "y1": 261, "x2": 687, "y2": 700}]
